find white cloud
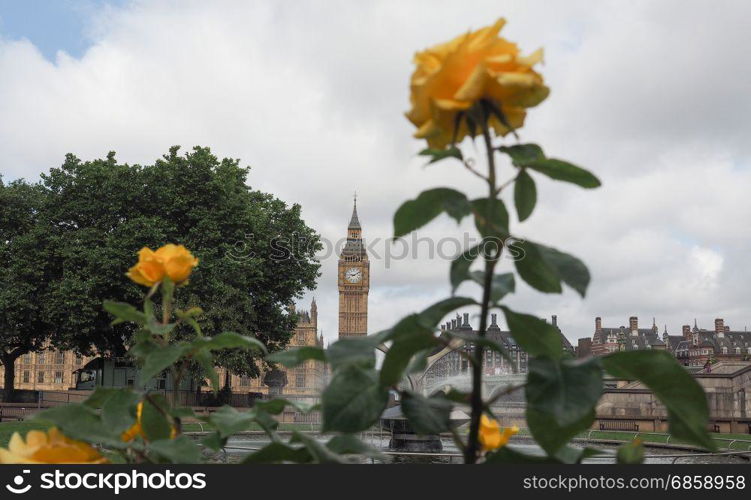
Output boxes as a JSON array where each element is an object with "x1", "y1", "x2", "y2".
[{"x1": 1, "y1": 0, "x2": 750, "y2": 344}]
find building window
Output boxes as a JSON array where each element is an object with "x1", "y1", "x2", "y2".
[
  {"x1": 55, "y1": 352, "x2": 64, "y2": 364},
  {"x1": 37, "y1": 352, "x2": 45, "y2": 364},
  {"x1": 37, "y1": 371, "x2": 45, "y2": 383},
  {"x1": 239, "y1": 376, "x2": 250, "y2": 387},
  {"x1": 54, "y1": 371, "x2": 63, "y2": 384},
  {"x1": 22, "y1": 371, "x2": 30, "y2": 383},
  {"x1": 296, "y1": 373, "x2": 305, "y2": 388},
  {"x1": 722, "y1": 347, "x2": 728, "y2": 354},
  {"x1": 23, "y1": 354, "x2": 31, "y2": 363},
  {"x1": 76, "y1": 354, "x2": 83, "y2": 365}
]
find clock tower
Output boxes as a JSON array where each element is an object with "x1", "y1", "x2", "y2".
[{"x1": 338, "y1": 197, "x2": 369, "y2": 337}]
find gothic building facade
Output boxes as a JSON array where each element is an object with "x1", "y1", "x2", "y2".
[
  {"x1": 338, "y1": 199, "x2": 369, "y2": 337},
  {"x1": 584, "y1": 315, "x2": 751, "y2": 369},
  {"x1": 590, "y1": 316, "x2": 666, "y2": 356}
]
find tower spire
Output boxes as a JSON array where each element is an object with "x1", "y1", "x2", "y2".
[{"x1": 348, "y1": 194, "x2": 361, "y2": 230}]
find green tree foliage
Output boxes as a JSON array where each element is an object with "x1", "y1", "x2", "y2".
[
  {"x1": 0, "y1": 178, "x2": 56, "y2": 396},
  {"x1": 2, "y1": 146, "x2": 320, "y2": 390}
]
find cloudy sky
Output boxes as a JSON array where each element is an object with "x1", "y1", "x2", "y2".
[{"x1": 2, "y1": 0, "x2": 750, "y2": 346}]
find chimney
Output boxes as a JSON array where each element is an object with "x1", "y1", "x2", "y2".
[
  {"x1": 491, "y1": 313, "x2": 498, "y2": 326},
  {"x1": 682, "y1": 325, "x2": 691, "y2": 339},
  {"x1": 629, "y1": 316, "x2": 638, "y2": 334},
  {"x1": 450, "y1": 319, "x2": 456, "y2": 329},
  {"x1": 725, "y1": 326, "x2": 730, "y2": 332},
  {"x1": 462, "y1": 313, "x2": 471, "y2": 329},
  {"x1": 595, "y1": 317, "x2": 602, "y2": 331},
  {"x1": 715, "y1": 318, "x2": 724, "y2": 337},
  {"x1": 552, "y1": 315, "x2": 558, "y2": 328}
]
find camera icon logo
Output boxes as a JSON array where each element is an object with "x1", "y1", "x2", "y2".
[{"x1": 6, "y1": 470, "x2": 32, "y2": 494}]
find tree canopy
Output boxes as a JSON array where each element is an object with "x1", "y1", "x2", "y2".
[{"x1": 0, "y1": 146, "x2": 321, "y2": 391}]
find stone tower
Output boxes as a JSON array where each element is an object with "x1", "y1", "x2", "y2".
[{"x1": 338, "y1": 197, "x2": 369, "y2": 337}]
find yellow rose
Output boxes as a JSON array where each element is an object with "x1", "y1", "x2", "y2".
[
  {"x1": 478, "y1": 414, "x2": 518, "y2": 451},
  {"x1": 406, "y1": 18, "x2": 549, "y2": 149},
  {"x1": 121, "y1": 402, "x2": 177, "y2": 442},
  {"x1": 127, "y1": 244, "x2": 199, "y2": 287},
  {"x1": 0, "y1": 428, "x2": 108, "y2": 464}
]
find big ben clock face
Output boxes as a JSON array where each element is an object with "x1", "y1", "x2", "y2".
[{"x1": 345, "y1": 267, "x2": 362, "y2": 283}]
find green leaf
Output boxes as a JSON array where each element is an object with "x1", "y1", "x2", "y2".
[
  {"x1": 469, "y1": 271, "x2": 515, "y2": 302},
  {"x1": 602, "y1": 350, "x2": 715, "y2": 450},
  {"x1": 499, "y1": 143, "x2": 600, "y2": 189},
  {"x1": 204, "y1": 405, "x2": 255, "y2": 438},
  {"x1": 514, "y1": 241, "x2": 590, "y2": 297},
  {"x1": 393, "y1": 188, "x2": 471, "y2": 238},
  {"x1": 499, "y1": 143, "x2": 545, "y2": 164},
  {"x1": 499, "y1": 306, "x2": 563, "y2": 359},
  {"x1": 380, "y1": 314, "x2": 438, "y2": 387},
  {"x1": 617, "y1": 440, "x2": 645, "y2": 464},
  {"x1": 140, "y1": 343, "x2": 189, "y2": 383},
  {"x1": 34, "y1": 403, "x2": 125, "y2": 447},
  {"x1": 82, "y1": 387, "x2": 121, "y2": 408},
  {"x1": 290, "y1": 431, "x2": 347, "y2": 463},
  {"x1": 524, "y1": 158, "x2": 601, "y2": 189},
  {"x1": 401, "y1": 391, "x2": 453, "y2": 435},
  {"x1": 140, "y1": 397, "x2": 173, "y2": 441},
  {"x1": 322, "y1": 364, "x2": 389, "y2": 433},
  {"x1": 267, "y1": 345, "x2": 326, "y2": 368},
  {"x1": 527, "y1": 406, "x2": 595, "y2": 456},
  {"x1": 194, "y1": 332, "x2": 267, "y2": 354},
  {"x1": 149, "y1": 436, "x2": 202, "y2": 464},
  {"x1": 513, "y1": 169, "x2": 537, "y2": 222},
  {"x1": 326, "y1": 434, "x2": 385, "y2": 460},
  {"x1": 450, "y1": 244, "x2": 481, "y2": 293},
  {"x1": 241, "y1": 442, "x2": 312, "y2": 464},
  {"x1": 103, "y1": 301, "x2": 147, "y2": 325},
  {"x1": 418, "y1": 147, "x2": 463, "y2": 165},
  {"x1": 485, "y1": 445, "x2": 554, "y2": 464},
  {"x1": 326, "y1": 336, "x2": 379, "y2": 370},
  {"x1": 101, "y1": 390, "x2": 141, "y2": 434},
  {"x1": 470, "y1": 197, "x2": 509, "y2": 238},
  {"x1": 526, "y1": 357, "x2": 602, "y2": 429},
  {"x1": 200, "y1": 432, "x2": 225, "y2": 452},
  {"x1": 417, "y1": 296, "x2": 477, "y2": 329}
]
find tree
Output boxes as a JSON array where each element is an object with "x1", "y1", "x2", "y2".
[
  {"x1": 36, "y1": 146, "x2": 319, "y2": 381},
  {"x1": 0, "y1": 178, "x2": 56, "y2": 397}
]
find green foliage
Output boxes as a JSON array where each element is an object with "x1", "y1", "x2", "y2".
[
  {"x1": 602, "y1": 350, "x2": 715, "y2": 450},
  {"x1": 513, "y1": 169, "x2": 537, "y2": 222},
  {"x1": 513, "y1": 241, "x2": 590, "y2": 297},
  {"x1": 469, "y1": 271, "x2": 515, "y2": 302},
  {"x1": 471, "y1": 198, "x2": 509, "y2": 238},
  {"x1": 35, "y1": 146, "x2": 320, "y2": 378},
  {"x1": 401, "y1": 391, "x2": 453, "y2": 435},
  {"x1": 322, "y1": 364, "x2": 389, "y2": 433},
  {"x1": 0, "y1": 180, "x2": 56, "y2": 393},
  {"x1": 418, "y1": 147, "x2": 463, "y2": 165},
  {"x1": 525, "y1": 357, "x2": 602, "y2": 455},
  {"x1": 499, "y1": 306, "x2": 563, "y2": 359},
  {"x1": 500, "y1": 143, "x2": 601, "y2": 189},
  {"x1": 393, "y1": 188, "x2": 471, "y2": 238}
]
